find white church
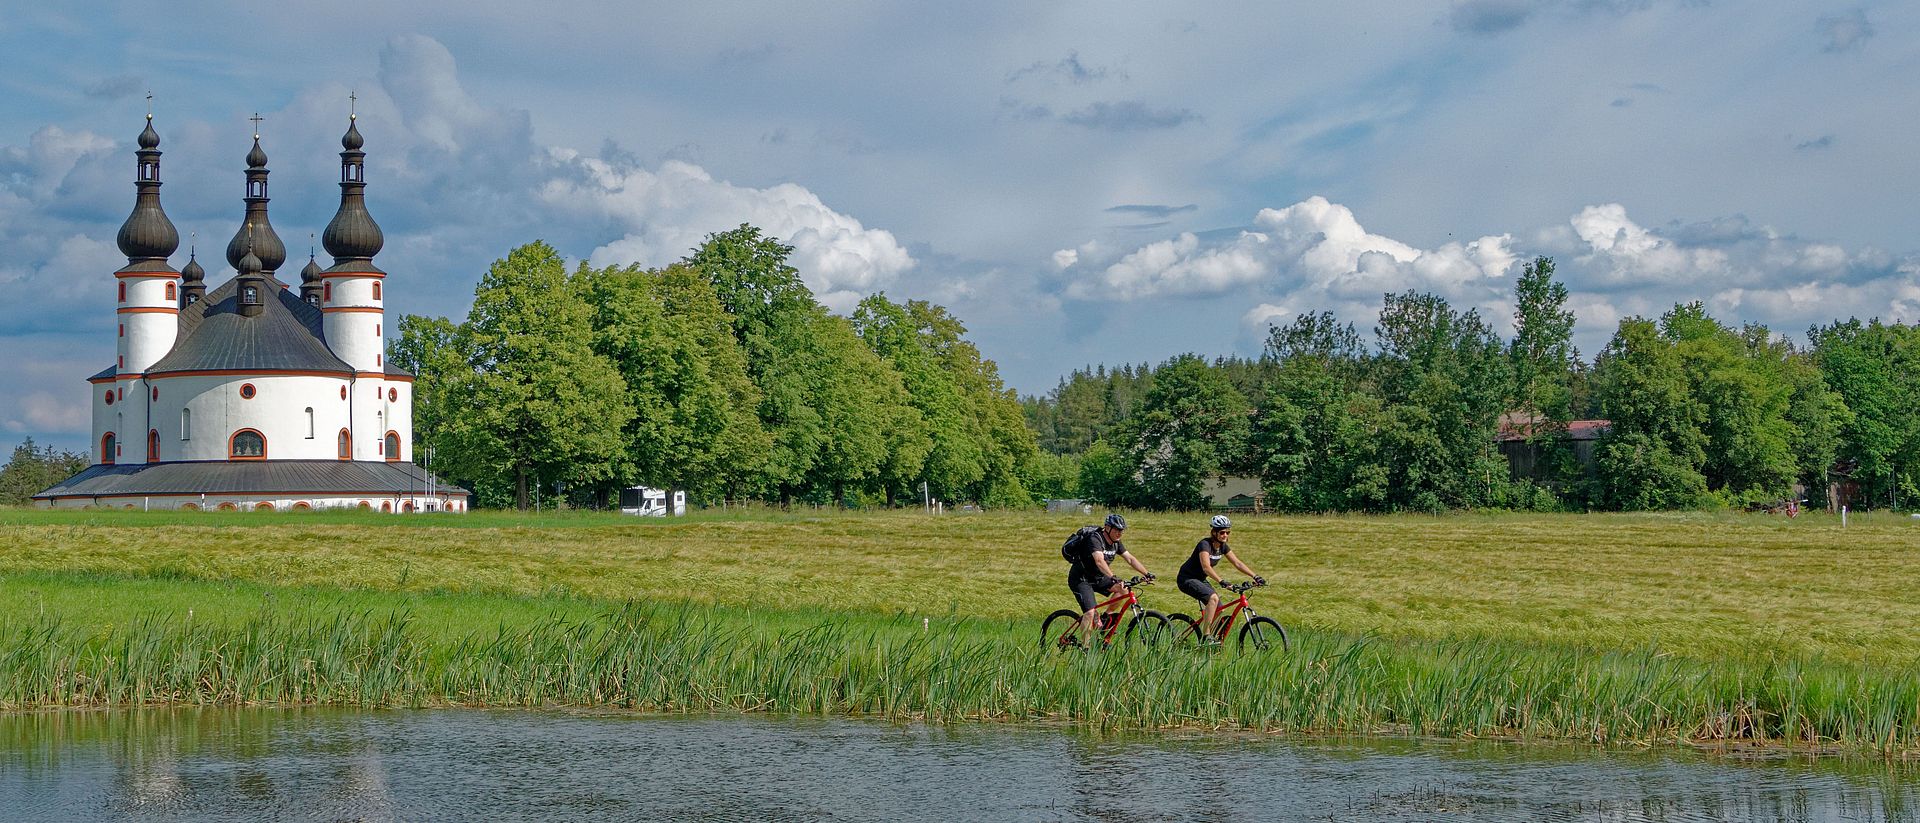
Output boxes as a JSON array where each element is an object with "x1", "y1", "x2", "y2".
[{"x1": 33, "y1": 112, "x2": 468, "y2": 512}]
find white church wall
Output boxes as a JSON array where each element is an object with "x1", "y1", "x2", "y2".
[{"x1": 157, "y1": 374, "x2": 354, "y2": 461}]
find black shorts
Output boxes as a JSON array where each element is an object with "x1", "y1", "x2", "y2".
[
  {"x1": 1178, "y1": 576, "x2": 1216, "y2": 604},
  {"x1": 1067, "y1": 568, "x2": 1122, "y2": 612}
]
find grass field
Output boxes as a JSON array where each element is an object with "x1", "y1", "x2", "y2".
[{"x1": 3, "y1": 507, "x2": 1918, "y2": 751}]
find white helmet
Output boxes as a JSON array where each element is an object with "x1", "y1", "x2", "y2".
[{"x1": 1210, "y1": 515, "x2": 1232, "y2": 530}]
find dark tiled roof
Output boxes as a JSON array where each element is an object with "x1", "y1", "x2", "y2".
[
  {"x1": 34, "y1": 460, "x2": 467, "y2": 500},
  {"x1": 148, "y1": 274, "x2": 350, "y2": 375},
  {"x1": 90, "y1": 365, "x2": 116, "y2": 382}
]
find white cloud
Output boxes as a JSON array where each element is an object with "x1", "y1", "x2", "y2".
[
  {"x1": 562, "y1": 159, "x2": 913, "y2": 312},
  {"x1": 1063, "y1": 196, "x2": 1516, "y2": 302}
]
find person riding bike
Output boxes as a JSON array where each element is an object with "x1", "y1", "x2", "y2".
[
  {"x1": 1177, "y1": 515, "x2": 1264, "y2": 642},
  {"x1": 1064, "y1": 513, "x2": 1155, "y2": 640}
]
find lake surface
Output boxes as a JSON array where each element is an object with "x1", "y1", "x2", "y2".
[{"x1": 1, "y1": 708, "x2": 1916, "y2": 822}]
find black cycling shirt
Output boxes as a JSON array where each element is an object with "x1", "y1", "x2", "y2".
[
  {"x1": 1177, "y1": 537, "x2": 1227, "y2": 581},
  {"x1": 1070, "y1": 528, "x2": 1127, "y2": 576}
]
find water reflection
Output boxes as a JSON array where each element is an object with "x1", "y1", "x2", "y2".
[{"x1": 0, "y1": 709, "x2": 1916, "y2": 822}]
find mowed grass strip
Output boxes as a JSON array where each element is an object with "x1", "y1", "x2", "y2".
[
  {"x1": 3, "y1": 507, "x2": 1916, "y2": 665},
  {"x1": 3, "y1": 580, "x2": 1918, "y2": 753}
]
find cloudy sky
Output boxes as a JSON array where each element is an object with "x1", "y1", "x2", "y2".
[{"x1": 3, "y1": 1, "x2": 1916, "y2": 450}]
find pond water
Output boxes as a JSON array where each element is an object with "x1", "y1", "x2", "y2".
[{"x1": 1, "y1": 708, "x2": 1916, "y2": 822}]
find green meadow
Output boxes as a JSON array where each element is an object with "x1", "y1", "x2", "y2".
[{"x1": 2, "y1": 507, "x2": 1918, "y2": 753}]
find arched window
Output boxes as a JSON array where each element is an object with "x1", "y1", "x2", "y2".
[
  {"x1": 337, "y1": 429, "x2": 351, "y2": 460},
  {"x1": 292, "y1": 502, "x2": 312, "y2": 511},
  {"x1": 254, "y1": 502, "x2": 275, "y2": 511},
  {"x1": 147, "y1": 429, "x2": 159, "y2": 461},
  {"x1": 402, "y1": 500, "x2": 415, "y2": 513},
  {"x1": 100, "y1": 433, "x2": 116, "y2": 465},
  {"x1": 372, "y1": 282, "x2": 382, "y2": 300},
  {"x1": 216, "y1": 502, "x2": 236, "y2": 511},
  {"x1": 305, "y1": 407, "x2": 315, "y2": 439},
  {"x1": 241, "y1": 285, "x2": 259, "y2": 306},
  {"x1": 381, "y1": 501, "x2": 393, "y2": 513},
  {"x1": 180, "y1": 408, "x2": 191, "y2": 440},
  {"x1": 384, "y1": 431, "x2": 401, "y2": 461},
  {"x1": 165, "y1": 282, "x2": 176, "y2": 300},
  {"x1": 179, "y1": 502, "x2": 200, "y2": 511},
  {"x1": 229, "y1": 429, "x2": 266, "y2": 460}
]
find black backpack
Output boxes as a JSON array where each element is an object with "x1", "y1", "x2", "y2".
[{"x1": 1061, "y1": 526, "x2": 1100, "y2": 563}]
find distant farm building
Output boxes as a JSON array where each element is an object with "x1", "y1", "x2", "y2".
[{"x1": 1495, "y1": 413, "x2": 1610, "y2": 482}]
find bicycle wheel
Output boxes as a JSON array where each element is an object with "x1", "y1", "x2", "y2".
[
  {"x1": 1042, "y1": 609, "x2": 1089, "y2": 651},
  {"x1": 1167, "y1": 613, "x2": 1201, "y2": 646},
  {"x1": 1238, "y1": 615, "x2": 1289, "y2": 652},
  {"x1": 1125, "y1": 610, "x2": 1172, "y2": 647}
]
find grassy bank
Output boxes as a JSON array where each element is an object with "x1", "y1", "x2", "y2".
[
  {"x1": 3, "y1": 507, "x2": 1918, "y2": 663},
  {"x1": 2, "y1": 575, "x2": 1917, "y2": 752},
  {"x1": 3, "y1": 507, "x2": 1918, "y2": 753}
]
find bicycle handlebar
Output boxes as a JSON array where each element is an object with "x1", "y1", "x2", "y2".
[
  {"x1": 1125, "y1": 575, "x2": 1156, "y2": 588},
  {"x1": 1222, "y1": 580, "x2": 1266, "y2": 594}
]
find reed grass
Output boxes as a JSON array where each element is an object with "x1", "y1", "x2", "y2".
[{"x1": 4, "y1": 596, "x2": 1917, "y2": 755}]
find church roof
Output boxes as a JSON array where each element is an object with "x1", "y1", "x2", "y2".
[
  {"x1": 148, "y1": 273, "x2": 352, "y2": 375},
  {"x1": 33, "y1": 460, "x2": 466, "y2": 500}
]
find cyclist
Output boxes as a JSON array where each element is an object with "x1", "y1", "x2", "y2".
[
  {"x1": 1177, "y1": 515, "x2": 1265, "y2": 642},
  {"x1": 1064, "y1": 513, "x2": 1155, "y2": 640}
]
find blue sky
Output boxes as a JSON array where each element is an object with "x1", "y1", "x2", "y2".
[{"x1": 3, "y1": 2, "x2": 1917, "y2": 450}]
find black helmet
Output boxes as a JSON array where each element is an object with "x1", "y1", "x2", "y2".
[{"x1": 1104, "y1": 513, "x2": 1128, "y2": 531}]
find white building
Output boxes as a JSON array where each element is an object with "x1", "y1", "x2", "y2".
[{"x1": 34, "y1": 113, "x2": 467, "y2": 512}]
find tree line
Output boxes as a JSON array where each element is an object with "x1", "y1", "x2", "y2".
[
  {"x1": 387, "y1": 226, "x2": 1038, "y2": 510},
  {"x1": 1025, "y1": 258, "x2": 1919, "y2": 512}
]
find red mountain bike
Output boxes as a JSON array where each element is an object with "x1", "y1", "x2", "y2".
[
  {"x1": 1041, "y1": 576, "x2": 1171, "y2": 649},
  {"x1": 1169, "y1": 580, "x2": 1288, "y2": 651}
]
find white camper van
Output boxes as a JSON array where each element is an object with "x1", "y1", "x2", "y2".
[{"x1": 619, "y1": 486, "x2": 686, "y2": 516}]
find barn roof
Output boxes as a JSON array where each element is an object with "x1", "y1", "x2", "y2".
[{"x1": 33, "y1": 460, "x2": 465, "y2": 500}]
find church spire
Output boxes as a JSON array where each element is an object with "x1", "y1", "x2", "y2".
[
  {"x1": 299, "y1": 233, "x2": 324, "y2": 306},
  {"x1": 180, "y1": 244, "x2": 205, "y2": 307},
  {"x1": 225, "y1": 114, "x2": 286, "y2": 275},
  {"x1": 235, "y1": 224, "x2": 266, "y2": 318},
  {"x1": 322, "y1": 106, "x2": 384, "y2": 271},
  {"x1": 115, "y1": 111, "x2": 180, "y2": 263}
]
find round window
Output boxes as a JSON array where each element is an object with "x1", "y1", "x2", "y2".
[
  {"x1": 240, "y1": 383, "x2": 256, "y2": 399},
  {"x1": 105, "y1": 391, "x2": 115, "y2": 406},
  {"x1": 340, "y1": 386, "x2": 348, "y2": 400},
  {"x1": 388, "y1": 388, "x2": 398, "y2": 402}
]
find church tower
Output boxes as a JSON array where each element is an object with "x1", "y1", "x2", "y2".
[
  {"x1": 115, "y1": 114, "x2": 181, "y2": 377},
  {"x1": 108, "y1": 113, "x2": 181, "y2": 467},
  {"x1": 321, "y1": 114, "x2": 386, "y2": 375},
  {"x1": 224, "y1": 122, "x2": 287, "y2": 281}
]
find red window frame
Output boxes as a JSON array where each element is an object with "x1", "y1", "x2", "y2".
[
  {"x1": 100, "y1": 433, "x2": 116, "y2": 465},
  {"x1": 384, "y1": 430, "x2": 401, "y2": 461},
  {"x1": 228, "y1": 428, "x2": 267, "y2": 460},
  {"x1": 337, "y1": 429, "x2": 352, "y2": 460}
]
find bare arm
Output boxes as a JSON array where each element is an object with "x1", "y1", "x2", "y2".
[
  {"x1": 1226, "y1": 550, "x2": 1257, "y2": 579},
  {"x1": 1122, "y1": 550, "x2": 1151, "y2": 578}
]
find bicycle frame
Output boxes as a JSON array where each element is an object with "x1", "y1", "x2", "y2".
[
  {"x1": 1084, "y1": 586, "x2": 1144, "y2": 644},
  {"x1": 1207, "y1": 589, "x2": 1253, "y2": 639}
]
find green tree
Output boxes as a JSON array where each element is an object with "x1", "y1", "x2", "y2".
[
  {"x1": 1252, "y1": 311, "x2": 1389, "y2": 511},
  {"x1": 387, "y1": 314, "x2": 466, "y2": 475},
  {"x1": 688, "y1": 225, "x2": 827, "y2": 500},
  {"x1": 449, "y1": 241, "x2": 633, "y2": 510},
  {"x1": 1660, "y1": 304, "x2": 1795, "y2": 503},
  {"x1": 0, "y1": 438, "x2": 89, "y2": 506},
  {"x1": 1590, "y1": 317, "x2": 1711, "y2": 509},
  {"x1": 1076, "y1": 438, "x2": 1135, "y2": 507},
  {"x1": 579, "y1": 262, "x2": 771, "y2": 508},
  {"x1": 1111, "y1": 354, "x2": 1251, "y2": 511},
  {"x1": 1810, "y1": 318, "x2": 1920, "y2": 508},
  {"x1": 1371, "y1": 291, "x2": 1512, "y2": 510}
]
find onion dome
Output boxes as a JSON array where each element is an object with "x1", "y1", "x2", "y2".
[
  {"x1": 115, "y1": 115, "x2": 180, "y2": 263},
  {"x1": 322, "y1": 115, "x2": 384, "y2": 270},
  {"x1": 180, "y1": 249, "x2": 206, "y2": 306},
  {"x1": 225, "y1": 131, "x2": 286, "y2": 274},
  {"x1": 235, "y1": 232, "x2": 267, "y2": 318},
  {"x1": 299, "y1": 251, "x2": 325, "y2": 306}
]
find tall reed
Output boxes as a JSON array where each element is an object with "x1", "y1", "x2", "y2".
[{"x1": 3, "y1": 603, "x2": 1916, "y2": 755}]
